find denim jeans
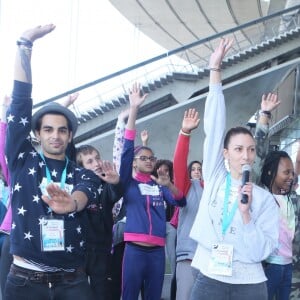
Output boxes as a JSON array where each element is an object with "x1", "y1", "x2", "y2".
[
  {"x1": 190, "y1": 271, "x2": 267, "y2": 300},
  {"x1": 4, "y1": 266, "x2": 92, "y2": 300},
  {"x1": 264, "y1": 263, "x2": 292, "y2": 300}
]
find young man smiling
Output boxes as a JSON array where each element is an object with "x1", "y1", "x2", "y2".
[{"x1": 4, "y1": 24, "x2": 101, "y2": 300}]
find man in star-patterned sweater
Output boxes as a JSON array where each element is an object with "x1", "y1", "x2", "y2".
[{"x1": 4, "y1": 25, "x2": 101, "y2": 300}]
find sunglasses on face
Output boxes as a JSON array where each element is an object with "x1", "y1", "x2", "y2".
[{"x1": 135, "y1": 156, "x2": 157, "y2": 162}]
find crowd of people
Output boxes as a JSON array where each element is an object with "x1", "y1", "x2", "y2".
[{"x1": 0, "y1": 24, "x2": 299, "y2": 300}]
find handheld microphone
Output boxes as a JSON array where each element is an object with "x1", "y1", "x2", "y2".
[{"x1": 241, "y1": 164, "x2": 251, "y2": 204}]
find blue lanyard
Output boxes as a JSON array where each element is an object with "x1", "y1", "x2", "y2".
[
  {"x1": 222, "y1": 173, "x2": 238, "y2": 236},
  {"x1": 0, "y1": 180, "x2": 9, "y2": 207},
  {"x1": 39, "y1": 153, "x2": 69, "y2": 189}
]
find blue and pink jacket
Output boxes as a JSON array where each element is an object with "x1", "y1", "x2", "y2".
[{"x1": 120, "y1": 129, "x2": 186, "y2": 246}]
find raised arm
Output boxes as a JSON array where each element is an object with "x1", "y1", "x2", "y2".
[
  {"x1": 173, "y1": 108, "x2": 200, "y2": 195},
  {"x1": 126, "y1": 83, "x2": 147, "y2": 131},
  {"x1": 254, "y1": 93, "x2": 281, "y2": 183},
  {"x1": 113, "y1": 108, "x2": 129, "y2": 172},
  {"x1": 14, "y1": 24, "x2": 55, "y2": 83},
  {"x1": 0, "y1": 95, "x2": 11, "y2": 185}
]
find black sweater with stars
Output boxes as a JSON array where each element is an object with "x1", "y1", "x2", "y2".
[{"x1": 5, "y1": 81, "x2": 101, "y2": 271}]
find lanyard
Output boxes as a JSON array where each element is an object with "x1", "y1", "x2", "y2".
[
  {"x1": 39, "y1": 153, "x2": 69, "y2": 190},
  {"x1": 221, "y1": 173, "x2": 238, "y2": 237}
]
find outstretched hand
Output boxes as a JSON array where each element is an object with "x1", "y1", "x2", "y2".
[
  {"x1": 151, "y1": 167, "x2": 171, "y2": 187},
  {"x1": 41, "y1": 183, "x2": 74, "y2": 214},
  {"x1": 98, "y1": 161, "x2": 120, "y2": 184},
  {"x1": 182, "y1": 108, "x2": 200, "y2": 133},
  {"x1": 261, "y1": 93, "x2": 281, "y2": 112},
  {"x1": 21, "y1": 24, "x2": 56, "y2": 43}
]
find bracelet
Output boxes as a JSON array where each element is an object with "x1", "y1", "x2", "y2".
[
  {"x1": 208, "y1": 67, "x2": 221, "y2": 72},
  {"x1": 259, "y1": 110, "x2": 272, "y2": 118},
  {"x1": 180, "y1": 129, "x2": 191, "y2": 136},
  {"x1": 16, "y1": 37, "x2": 33, "y2": 48}
]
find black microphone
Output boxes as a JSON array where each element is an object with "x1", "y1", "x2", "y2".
[{"x1": 241, "y1": 164, "x2": 251, "y2": 204}]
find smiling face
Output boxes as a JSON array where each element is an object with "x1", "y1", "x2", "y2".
[
  {"x1": 223, "y1": 133, "x2": 256, "y2": 180},
  {"x1": 35, "y1": 114, "x2": 72, "y2": 160},
  {"x1": 80, "y1": 150, "x2": 103, "y2": 177},
  {"x1": 272, "y1": 157, "x2": 294, "y2": 194}
]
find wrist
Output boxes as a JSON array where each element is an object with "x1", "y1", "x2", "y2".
[
  {"x1": 259, "y1": 110, "x2": 272, "y2": 118},
  {"x1": 17, "y1": 37, "x2": 33, "y2": 49},
  {"x1": 208, "y1": 67, "x2": 221, "y2": 72},
  {"x1": 180, "y1": 129, "x2": 191, "y2": 136},
  {"x1": 71, "y1": 199, "x2": 78, "y2": 213}
]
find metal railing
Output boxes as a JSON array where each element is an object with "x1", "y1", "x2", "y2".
[{"x1": 36, "y1": 4, "x2": 300, "y2": 119}]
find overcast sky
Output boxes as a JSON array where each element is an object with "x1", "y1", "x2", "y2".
[{"x1": 0, "y1": 0, "x2": 166, "y2": 103}]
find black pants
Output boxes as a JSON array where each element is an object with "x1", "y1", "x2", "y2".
[{"x1": 110, "y1": 242, "x2": 125, "y2": 300}]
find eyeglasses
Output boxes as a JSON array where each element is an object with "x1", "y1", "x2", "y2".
[{"x1": 135, "y1": 156, "x2": 157, "y2": 162}]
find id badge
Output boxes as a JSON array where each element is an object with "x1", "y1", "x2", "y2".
[
  {"x1": 40, "y1": 216, "x2": 65, "y2": 251},
  {"x1": 208, "y1": 243, "x2": 233, "y2": 276}
]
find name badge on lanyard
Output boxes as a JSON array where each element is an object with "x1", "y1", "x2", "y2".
[
  {"x1": 39, "y1": 153, "x2": 69, "y2": 252},
  {"x1": 208, "y1": 173, "x2": 237, "y2": 276},
  {"x1": 40, "y1": 216, "x2": 65, "y2": 251}
]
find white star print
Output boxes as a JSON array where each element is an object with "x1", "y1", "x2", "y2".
[
  {"x1": 80, "y1": 240, "x2": 84, "y2": 247},
  {"x1": 30, "y1": 151, "x2": 37, "y2": 157},
  {"x1": 39, "y1": 161, "x2": 45, "y2": 168},
  {"x1": 67, "y1": 172, "x2": 73, "y2": 179},
  {"x1": 7, "y1": 114, "x2": 14, "y2": 123},
  {"x1": 98, "y1": 185, "x2": 103, "y2": 194},
  {"x1": 18, "y1": 206, "x2": 27, "y2": 215},
  {"x1": 14, "y1": 183, "x2": 22, "y2": 192},
  {"x1": 68, "y1": 212, "x2": 76, "y2": 218},
  {"x1": 32, "y1": 195, "x2": 39, "y2": 203},
  {"x1": 76, "y1": 226, "x2": 82, "y2": 234},
  {"x1": 24, "y1": 231, "x2": 33, "y2": 240},
  {"x1": 66, "y1": 245, "x2": 74, "y2": 253},
  {"x1": 19, "y1": 117, "x2": 29, "y2": 126},
  {"x1": 18, "y1": 152, "x2": 25, "y2": 159},
  {"x1": 51, "y1": 169, "x2": 58, "y2": 177},
  {"x1": 11, "y1": 222, "x2": 16, "y2": 229},
  {"x1": 28, "y1": 167, "x2": 36, "y2": 176},
  {"x1": 38, "y1": 217, "x2": 46, "y2": 225}
]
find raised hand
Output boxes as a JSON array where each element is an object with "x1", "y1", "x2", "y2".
[
  {"x1": 209, "y1": 38, "x2": 233, "y2": 69},
  {"x1": 140, "y1": 130, "x2": 149, "y2": 146},
  {"x1": 98, "y1": 160, "x2": 120, "y2": 184},
  {"x1": 128, "y1": 82, "x2": 148, "y2": 109},
  {"x1": 260, "y1": 93, "x2": 281, "y2": 112},
  {"x1": 20, "y1": 24, "x2": 56, "y2": 43},
  {"x1": 181, "y1": 108, "x2": 200, "y2": 133},
  {"x1": 151, "y1": 166, "x2": 171, "y2": 187}
]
